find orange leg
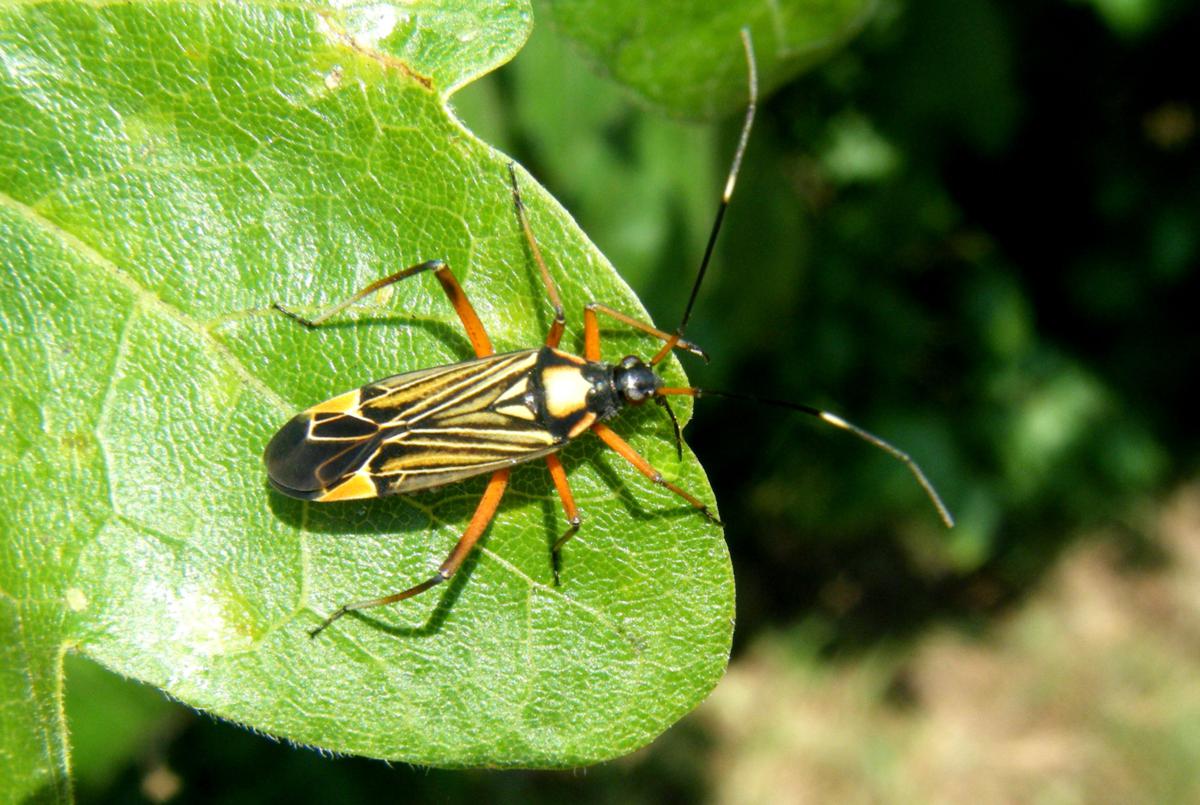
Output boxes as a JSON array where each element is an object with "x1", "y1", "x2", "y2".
[
  {"x1": 590, "y1": 423, "x2": 721, "y2": 526},
  {"x1": 507, "y1": 162, "x2": 708, "y2": 361},
  {"x1": 310, "y1": 469, "x2": 511, "y2": 637},
  {"x1": 584, "y1": 304, "x2": 602, "y2": 362},
  {"x1": 508, "y1": 164, "x2": 567, "y2": 349},
  {"x1": 582, "y1": 303, "x2": 708, "y2": 363},
  {"x1": 544, "y1": 454, "x2": 582, "y2": 584},
  {"x1": 274, "y1": 259, "x2": 494, "y2": 358}
]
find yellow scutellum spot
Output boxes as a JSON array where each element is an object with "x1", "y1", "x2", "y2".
[{"x1": 542, "y1": 366, "x2": 592, "y2": 419}]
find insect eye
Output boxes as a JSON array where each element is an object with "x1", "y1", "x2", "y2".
[{"x1": 615, "y1": 364, "x2": 660, "y2": 405}]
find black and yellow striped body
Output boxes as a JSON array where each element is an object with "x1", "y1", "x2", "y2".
[{"x1": 265, "y1": 347, "x2": 624, "y2": 503}]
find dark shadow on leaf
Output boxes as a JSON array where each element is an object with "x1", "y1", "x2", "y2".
[
  {"x1": 330, "y1": 543, "x2": 483, "y2": 639},
  {"x1": 587, "y1": 447, "x2": 705, "y2": 525},
  {"x1": 269, "y1": 477, "x2": 505, "y2": 637},
  {"x1": 540, "y1": 493, "x2": 561, "y2": 581},
  {"x1": 266, "y1": 309, "x2": 479, "y2": 361},
  {"x1": 265, "y1": 481, "x2": 475, "y2": 535}
]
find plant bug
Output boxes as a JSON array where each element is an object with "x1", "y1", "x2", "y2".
[{"x1": 265, "y1": 30, "x2": 954, "y2": 638}]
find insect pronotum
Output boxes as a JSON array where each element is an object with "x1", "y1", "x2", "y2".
[{"x1": 264, "y1": 30, "x2": 954, "y2": 638}]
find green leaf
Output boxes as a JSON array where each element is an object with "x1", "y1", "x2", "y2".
[
  {"x1": 62, "y1": 655, "x2": 178, "y2": 793},
  {"x1": 455, "y1": 21, "x2": 723, "y2": 294},
  {"x1": 0, "y1": 0, "x2": 733, "y2": 786},
  {"x1": 538, "y1": 0, "x2": 875, "y2": 117}
]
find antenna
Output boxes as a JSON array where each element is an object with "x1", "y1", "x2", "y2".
[
  {"x1": 650, "y1": 28, "x2": 758, "y2": 366},
  {"x1": 657, "y1": 387, "x2": 956, "y2": 528},
  {"x1": 644, "y1": 28, "x2": 954, "y2": 528}
]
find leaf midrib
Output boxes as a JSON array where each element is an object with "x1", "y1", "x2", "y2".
[{"x1": 4, "y1": 183, "x2": 651, "y2": 669}]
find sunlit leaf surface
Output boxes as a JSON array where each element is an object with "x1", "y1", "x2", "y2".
[{"x1": 0, "y1": 0, "x2": 733, "y2": 791}]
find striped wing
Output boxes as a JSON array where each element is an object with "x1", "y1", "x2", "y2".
[{"x1": 265, "y1": 350, "x2": 560, "y2": 501}]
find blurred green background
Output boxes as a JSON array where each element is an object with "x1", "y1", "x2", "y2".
[{"x1": 69, "y1": 0, "x2": 1200, "y2": 800}]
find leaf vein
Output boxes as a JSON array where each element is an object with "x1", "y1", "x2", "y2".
[{"x1": 0, "y1": 189, "x2": 291, "y2": 414}]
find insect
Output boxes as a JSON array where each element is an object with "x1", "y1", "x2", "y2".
[{"x1": 265, "y1": 30, "x2": 954, "y2": 638}]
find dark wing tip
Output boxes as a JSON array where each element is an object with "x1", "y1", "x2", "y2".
[{"x1": 264, "y1": 413, "x2": 380, "y2": 498}]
